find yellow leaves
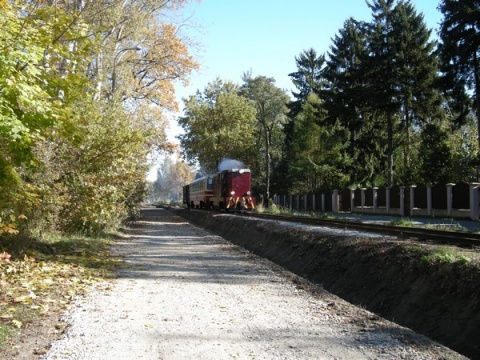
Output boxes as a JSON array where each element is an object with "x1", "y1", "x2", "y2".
[
  {"x1": 0, "y1": 232, "x2": 119, "y2": 343},
  {"x1": 0, "y1": 213, "x2": 28, "y2": 236},
  {"x1": 0, "y1": 223, "x2": 18, "y2": 235},
  {"x1": 13, "y1": 292, "x2": 36, "y2": 305},
  {"x1": 12, "y1": 319, "x2": 22, "y2": 328}
]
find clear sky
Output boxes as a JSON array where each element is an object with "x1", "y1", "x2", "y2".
[{"x1": 173, "y1": 0, "x2": 443, "y2": 111}]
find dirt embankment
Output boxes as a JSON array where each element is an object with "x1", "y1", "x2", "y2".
[{"x1": 176, "y1": 209, "x2": 480, "y2": 360}]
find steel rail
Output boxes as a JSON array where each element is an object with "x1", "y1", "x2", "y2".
[{"x1": 241, "y1": 212, "x2": 480, "y2": 247}]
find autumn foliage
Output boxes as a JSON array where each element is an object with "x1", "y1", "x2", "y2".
[{"x1": 0, "y1": 0, "x2": 198, "y2": 241}]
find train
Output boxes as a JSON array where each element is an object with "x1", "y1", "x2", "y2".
[{"x1": 182, "y1": 168, "x2": 256, "y2": 211}]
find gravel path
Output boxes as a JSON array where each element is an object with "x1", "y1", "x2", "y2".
[{"x1": 42, "y1": 208, "x2": 465, "y2": 360}]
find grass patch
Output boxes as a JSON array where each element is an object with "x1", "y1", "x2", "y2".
[
  {"x1": 254, "y1": 203, "x2": 291, "y2": 215},
  {"x1": 0, "y1": 324, "x2": 13, "y2": 342},
  {"x1": 421, "y1": 246, "x2": 472, "y2": 265},
  {"x1": 389, "y1": 218, "x2": 415, "y2": 227},
  {"x1": 0, "y1": 232, "x2": 122, "y2": 352},
  {"x1": 424, "y1": 223, "x2": 467, "y2": 232}
]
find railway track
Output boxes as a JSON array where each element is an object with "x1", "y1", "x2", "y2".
[{"x1": 242, "y1": 212, "x2": 480, "y2": 248}]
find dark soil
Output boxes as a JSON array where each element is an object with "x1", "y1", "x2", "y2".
[{"x1": 175, "y1": 208, "x2": 480, "y2": 360}]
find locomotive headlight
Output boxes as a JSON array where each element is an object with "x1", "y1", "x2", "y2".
[
  {"x1": 231, "y1": 191, "x2": 235, "y2": 195},
  {"x1": 239, "y1": 169, "x2": 245, "y2": 174},
  {"x1": 247, "y1": 191, "x2": 251, "y2": 195}
]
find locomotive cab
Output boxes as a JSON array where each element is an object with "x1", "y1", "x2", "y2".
[{"x1": 213, "y1": 169, "x2": 256, "y2": 211}]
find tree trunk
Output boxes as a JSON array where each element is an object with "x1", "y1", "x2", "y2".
[
  {"x1": 387, "y1": 114, "x2": 394, "y2": 187},
  {"x1": 474, "y1": 51, "x2": 480, "y2": 180},
  {"x1": 265, "y1": 129, "x2": 271, "y2": 208}
]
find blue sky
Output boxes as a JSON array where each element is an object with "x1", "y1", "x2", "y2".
[{"x1": 173, "y1": 0, "x2": 443, "y2": 107}]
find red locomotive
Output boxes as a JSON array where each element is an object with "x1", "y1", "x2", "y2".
[{"x1": 183, "y1": 168, "x2": 256, "y2": 211}]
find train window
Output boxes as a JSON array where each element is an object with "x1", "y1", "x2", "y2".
[{"x1": 207, "y1": 178, "x2": 213, "y2": 190}]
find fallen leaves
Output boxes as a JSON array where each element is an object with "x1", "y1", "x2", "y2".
[{"x1": 0, "y1": 232, "x2": 121, "y2": 352}]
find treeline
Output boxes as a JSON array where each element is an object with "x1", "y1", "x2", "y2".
[
  {"x1": 0, "y1": 0, "x2": 198, "y2": 243},
  {"x1": 178, "y1": 0, "x2": 479, "y2": 204}
]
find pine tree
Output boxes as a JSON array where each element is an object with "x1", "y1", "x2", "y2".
[
  {"x1": 324, "y1": 18, "x2": 380, "y2": 186},
  {"x1": 438, "y1": 0, "x2": 480, "y2": 172},
  {"x1": 277, "y1": 49, "x2": 326, "y2": 193},
  {"x1": 364, "y1": 0, "x2": 441, "y2": 185}
]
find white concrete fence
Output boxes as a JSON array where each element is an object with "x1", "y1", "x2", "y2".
[{"x1": 273, "y1": 183, "x2": 480, "y2": 220}]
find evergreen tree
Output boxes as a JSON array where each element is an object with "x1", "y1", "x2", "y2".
[
  {"x1": 289, "y1": 93, "x2": 350, "y2": 192},
  {"x1": 389, "y1": 1, "x2": 442, "y2": 183},
  {"x1": 287, "y1": 49, "x2": 326, "y2": 118},
  {"x1": 278, "y1": 49, "x2": 326, "y2": 193},
  {"x1": 364, "y1": 0, "x2": 441, "y2": 185},
  {"x1": 324, "y1": 18, "x2": 382, "y2": 186},
  {"x1": 418, "y1": 123, "x2": 452, "y2": 184},
  {"x1": 438, "y1": 0, "x2": 480, "y2": 171}
]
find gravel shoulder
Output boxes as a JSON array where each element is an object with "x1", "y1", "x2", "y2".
[{"x1": 42, "y1": 208, "x2": 465, "y2": 359}]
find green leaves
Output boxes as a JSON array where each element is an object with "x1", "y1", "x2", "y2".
[{"x1": 179, "y1": 79, "x2": 257, "y2": 172}]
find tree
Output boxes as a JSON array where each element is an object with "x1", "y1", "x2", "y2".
[
  {"x1": 287, "y1": 49, "x2": 326, "y2": 118},
  {"x1": 276, "y1": 49, "x2": 326, "y2": 193},
  {"x1": 438, "y1": 0, "x2": 480, "y2": 171},
  {"x1": 289, "y1": 93, "x2": 350, "y2": 192},
  {"x1": 0, "y1": 1, "x2": 95, "y2": 235},
  {"x1": 241, "y1": 75, "x2": 290, "y2": 204},
  {"x1": 152, "y1": 155, "x2": 194, "y2": 202},
  {"x1": 1, "y1": 0, "x2": 199, "y2": 238},
  {"x1": 418, "y1": 123, "x2": 452, "y2": 184},
  {"x1": 364, "y1": 0, "x2": 441, "y2": 185},
  {"x1": 388, "y1": 1, "x2": 442, "y2": 183},
  {"x1": 324, "y1": 18, "x2": 382, "y2": 186},
  {"x1": 178, "y1": 79, "x2": 257, "y2": 173}
]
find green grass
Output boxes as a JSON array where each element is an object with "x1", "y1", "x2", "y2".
[
  {"x1": 0, "y1": 324, "x2": 14, "y2": 345},
  {"x1": 389, "y1": 218, "x2": 415, "y2": 227},
  {"x1": 421, "y1": 246, "x2": 471, "y2": 265},
  {"x1": 424, "y1": 223, "x2": 467, "y2": 232}
]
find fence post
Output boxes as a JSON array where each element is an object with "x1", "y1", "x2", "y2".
[
  {"x1": 313, "y1": 194, "x2": 316, "y2": 211},
  {"x1": 333, "y1": 190, "x2": 339, "y2": 213},
  {"x1": 361, "y1": 188, "x2": 366, "y2": 212},
  {"x1": 373, "y1": 187, "x2": 378, "y2": 212},
  {"x1": 427, "y1": 185, "x2": 432, "y2": 216},
  {"x1": 349, "y1": 189, "x2": 354, "y2": 212},
  {"x1": 410, "y1": 185, "x2": 416, "y2": 216},
  {"x1": 469, "y1": 183, "x2": 480, "y2": 220},
  {"x1": 446, "y1": 183, "x2": 455, "y2": 217},
  {"x1": 386, "y1": 187, "x2": 391, "y2": 215},
  {"x1": 400, "y1": 186, "x2": 405, "y2": 216}
]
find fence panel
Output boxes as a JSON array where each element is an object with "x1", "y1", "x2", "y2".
[
  {"x1": 377, "y1": 187, "x2": 386, "y2": 207},
  {"x1": 390, "y1": 186, "x2": 400, "y2": 209},
  {"x1": 365, "y1": 188, "x2": 374, "y2": 207},
  {"x1": 340, "y1": 189, "x2": 351, "y2": 211},
  {"x1": 415, "y1": 185, "x2": 428, "y2": 209},
  {"x1": 431, "y1": 184, "x2": 447, "y2": 209},
  {"x1": 453, "y1": 182, "x2": 470, "y2": 209},
  {"x1": 324, "y1": 192, "x2": 332, "y2": 211}
]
